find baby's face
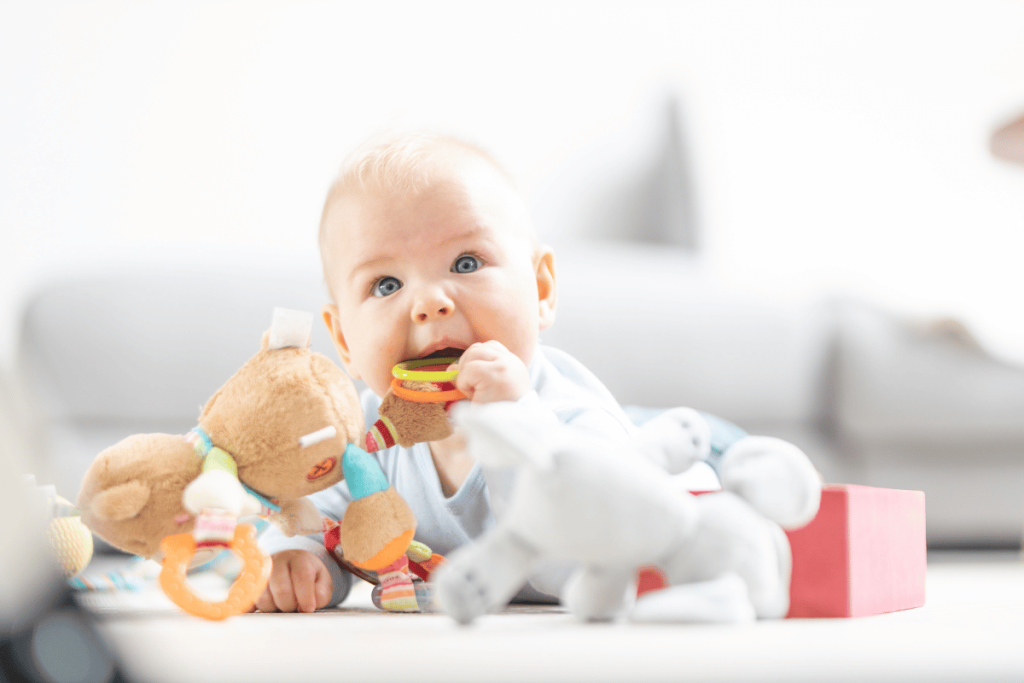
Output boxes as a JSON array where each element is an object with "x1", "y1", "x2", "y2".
[{"x1": 321, "y1": 154, "x2": 553, "y2": 398}]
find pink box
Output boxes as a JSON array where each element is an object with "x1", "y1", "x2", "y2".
[{"x1": 786, "y1": 484, "x2": 927, "y2": 618}]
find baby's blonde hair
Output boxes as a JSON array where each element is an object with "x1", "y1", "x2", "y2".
[
  {"x1": 318, "y1": 130, "x2": 531, "y2": 295},
  {"x1": 319, "y1": 130, "x2": 510, "y2": 250}
]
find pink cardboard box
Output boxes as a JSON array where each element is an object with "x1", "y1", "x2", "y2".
[{"x1": 786, "y1": 484, "x2": 927, "y2": 618}]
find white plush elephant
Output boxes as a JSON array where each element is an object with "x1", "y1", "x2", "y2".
[{"x1": 432, "y1": 401, "x2": 821, "y2": 624}]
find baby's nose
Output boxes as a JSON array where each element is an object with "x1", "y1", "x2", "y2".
[
  {"x1": 417, "y1": 306, "x2": 448, "y2": 322},
  {"x1": 412, "y1": 292, "x2": 454, "y2": 322}
]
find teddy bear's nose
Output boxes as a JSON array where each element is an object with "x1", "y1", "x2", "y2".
[{"x1": 307, "y1": 457, "x2": 336, "y2": 480}]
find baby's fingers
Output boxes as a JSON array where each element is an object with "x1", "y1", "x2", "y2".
[
  {"x1": 253, "y1": 588, "x2": 279, "y2": 613},
  {"x1": 458, "y1": 340, "x2": 505, "y2": 365},
  {"x1": 292, "y1": 562, "x2": 321, "y2": 613},
  {"x1": 265, "y1": 565, "x2": 299, "y2": 613},
  {"x1": 454, "y1": 356, "x2": 496, "y2": 400},
  {"x1": 314, "y1": 568, "x2": 333, "y2": 610}
]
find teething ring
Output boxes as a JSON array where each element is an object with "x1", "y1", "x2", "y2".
[
  {"x1": 159, "y1": 524, "x2": 271, "y2": 620},
  {"x1": 390, "y1": 376, "x2": 467, "y2": 403},
  {"x1": 391, "y1": 358, "x2": 461, "y2": 382}
]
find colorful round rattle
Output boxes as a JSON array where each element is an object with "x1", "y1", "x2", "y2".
[
  {"x1": 159, "y1": 522, "x2": 271, "y2": 620},
  {"x1": 390, "y1": 357, "x2": 466, "y2": 403}
]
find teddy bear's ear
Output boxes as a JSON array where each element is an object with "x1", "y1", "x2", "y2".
[{"x1": 90, "y1": 480, "x2": 152, "y2": 521}]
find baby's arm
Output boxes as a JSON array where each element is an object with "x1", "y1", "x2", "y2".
[{"x1": 453, "y1": 341, "x2": 531, "y2": 404}]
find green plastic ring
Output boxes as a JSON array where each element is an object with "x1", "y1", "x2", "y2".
[{"x1": 391, "y1": 357, "x2": 461, "y2": 382}]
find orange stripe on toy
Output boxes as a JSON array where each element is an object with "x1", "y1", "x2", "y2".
[{"x1": 350, "y1": 528, "x2": 416, "y2": 572}]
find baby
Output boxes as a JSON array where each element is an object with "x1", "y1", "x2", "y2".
[{"x1": 255, "y1": 131, "x2": 639, "y2": 612}]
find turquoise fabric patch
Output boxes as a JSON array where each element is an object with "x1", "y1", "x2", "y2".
[
  {"x1": 343, "y1": 443, "x2": 389, "y2": 500},
  {"x1": 241, "y1": 482, "x2": 281, "y2": 513}
]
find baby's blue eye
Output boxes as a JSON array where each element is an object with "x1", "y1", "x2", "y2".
[
  {"x1": 452, "y1": 255, "x2": 481, "y2": 274},
  {"x1": 372, "y1": 276, "x2": 402, "y2": 297}
]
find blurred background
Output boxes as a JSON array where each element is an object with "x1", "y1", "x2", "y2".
[
  {"x1": 3, "y1": 0, "x2": 1024, "y2": 356},
  {"x1": 2, "y1": 0, "x2": 1024, "y2": 581}
]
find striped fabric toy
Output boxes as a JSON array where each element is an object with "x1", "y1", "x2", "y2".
[
  {"x1": 323, "y1": 518, "x2": 445, "y2": 612},
  {"x1": 70, "y1": 558, "x2": 160, "y2": 592},
  {"x1": 365, "y1": 414, "x2": 400, "y2": 452}
]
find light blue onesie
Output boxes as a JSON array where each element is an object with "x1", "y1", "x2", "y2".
[{"x1": 259, "y1": 344, "x2": 640, "y2": 607}]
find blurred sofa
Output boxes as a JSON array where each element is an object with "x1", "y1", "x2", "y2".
[{"x1": 12, "y1": 243, "x2": 1024, "y2": 548}]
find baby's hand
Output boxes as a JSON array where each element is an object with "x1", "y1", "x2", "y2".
[
  {"x1": 253, "y1": 549, "x2": 333, "y2": 613},
  {"x1": 452, "y1": 341, "x2": 530, "y2": 404}
]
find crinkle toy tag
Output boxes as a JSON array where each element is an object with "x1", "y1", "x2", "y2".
[{"x1": 267, "y1": 307, "x2": 313, "y2": 350}]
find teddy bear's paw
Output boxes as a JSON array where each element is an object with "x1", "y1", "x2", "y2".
[
  {"x1": 271, "y1": 497, "x2": 323, "y2": 536},
  {"x1": 372, "y1": 579, "x2": 436, "y2": 613},
  {"x1": 562, "y1": 565, "x2": 633, "y2": 622},
  {"x1": 182, "y1": 470, "x2": 260, "y2": 518},
  {"x1": 631, "y1": 573, "x2": 756, "y2": 624},
  {"x1": 637, "y1": 407, "x2": 712, "y2": 475},
  {"x1": 718, "y1": 436, "x2": 821, "y2": 529},
  {"x1": 339, "y1": 488, "x2": 417, "y2": 569}
]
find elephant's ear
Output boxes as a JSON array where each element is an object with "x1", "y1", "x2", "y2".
[{"x1": 90, "y1": 480, "x2": 151, "y2": 521}]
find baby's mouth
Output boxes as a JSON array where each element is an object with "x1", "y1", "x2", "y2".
[{"x1": 415, "y1": 347, "x2": 465, "y2": 363}]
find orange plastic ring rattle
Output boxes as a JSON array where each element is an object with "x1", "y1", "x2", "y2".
[
  {"x1": 390, "y1": 358, "x2": 467, "y2": 402},
  {"x1": 390, "y1": 376, "x2": 467, "y2": 403},
  {"x1": 159, "y1": 524, "x2": 271, "y2": 620}
]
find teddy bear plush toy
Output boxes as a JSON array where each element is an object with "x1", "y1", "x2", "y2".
[
  {"x1": 77, "y1": 308, "x2": 439, "y2": 618},
  {"x1": 432, "y1": 401, "x2": 822, "y2": 624}
]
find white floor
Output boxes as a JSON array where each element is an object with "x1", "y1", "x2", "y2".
[{"x1": 80, "y1": 552, "x2": 1024, "y2": 683}]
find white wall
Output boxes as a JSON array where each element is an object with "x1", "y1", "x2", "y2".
[{"x1": 3, "y1": 0, "x2": 1024, "y2": 364}]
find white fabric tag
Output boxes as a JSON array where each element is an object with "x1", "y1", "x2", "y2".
[
  {"x1": 299, "y1": 426, "x2": 337, "y2": 448},
  {"x1": 268, "y1": 308, "x2": 313, "y2": 350}
]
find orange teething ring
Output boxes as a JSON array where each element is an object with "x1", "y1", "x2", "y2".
[
  {"x1": 159, "y1": 524, "x2": 271, "y2": 620},
  {"x1": 390, "y1": 376, "x2": 466, "y2": 403}
]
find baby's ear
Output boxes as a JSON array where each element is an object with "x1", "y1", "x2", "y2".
[
  {"x1": 322, "y1": 303, "x2": 355, "y2": 373},
  {"x1": 534, "y1": 246, "x2": 557, "y2": 330},
  {"x1": 90, "y1": 480, "x2": 151, "y2": 521}
]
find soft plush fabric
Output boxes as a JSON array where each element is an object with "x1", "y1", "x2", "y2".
[
  {"x1": 76, "y1": 313, "x2": 416, "y2": 585},
  {"x1": 433, "y1": 400, "x2": 818, "y2": 624}
]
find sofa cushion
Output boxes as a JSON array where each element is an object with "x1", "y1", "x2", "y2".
[
  {"x1": 17, "y1": 257, "x2": 337, "y2": 422},
  {"x1": 833, "y1": 299, "x2": 1024, "y2": 443},
  {"x1": 542, "y1": 242, "x2": 833, "y2": 425}
]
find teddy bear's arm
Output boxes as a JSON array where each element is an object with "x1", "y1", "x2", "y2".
[
  {"x1": 365, "y1": 385, "x2": 454, "y2": 451},
  {"x1": 268, "y1": 498, "x2": 323, "y2": 536},
  {"x1": 335, "y1": 444, "x2": 417, "y2": 571}
]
